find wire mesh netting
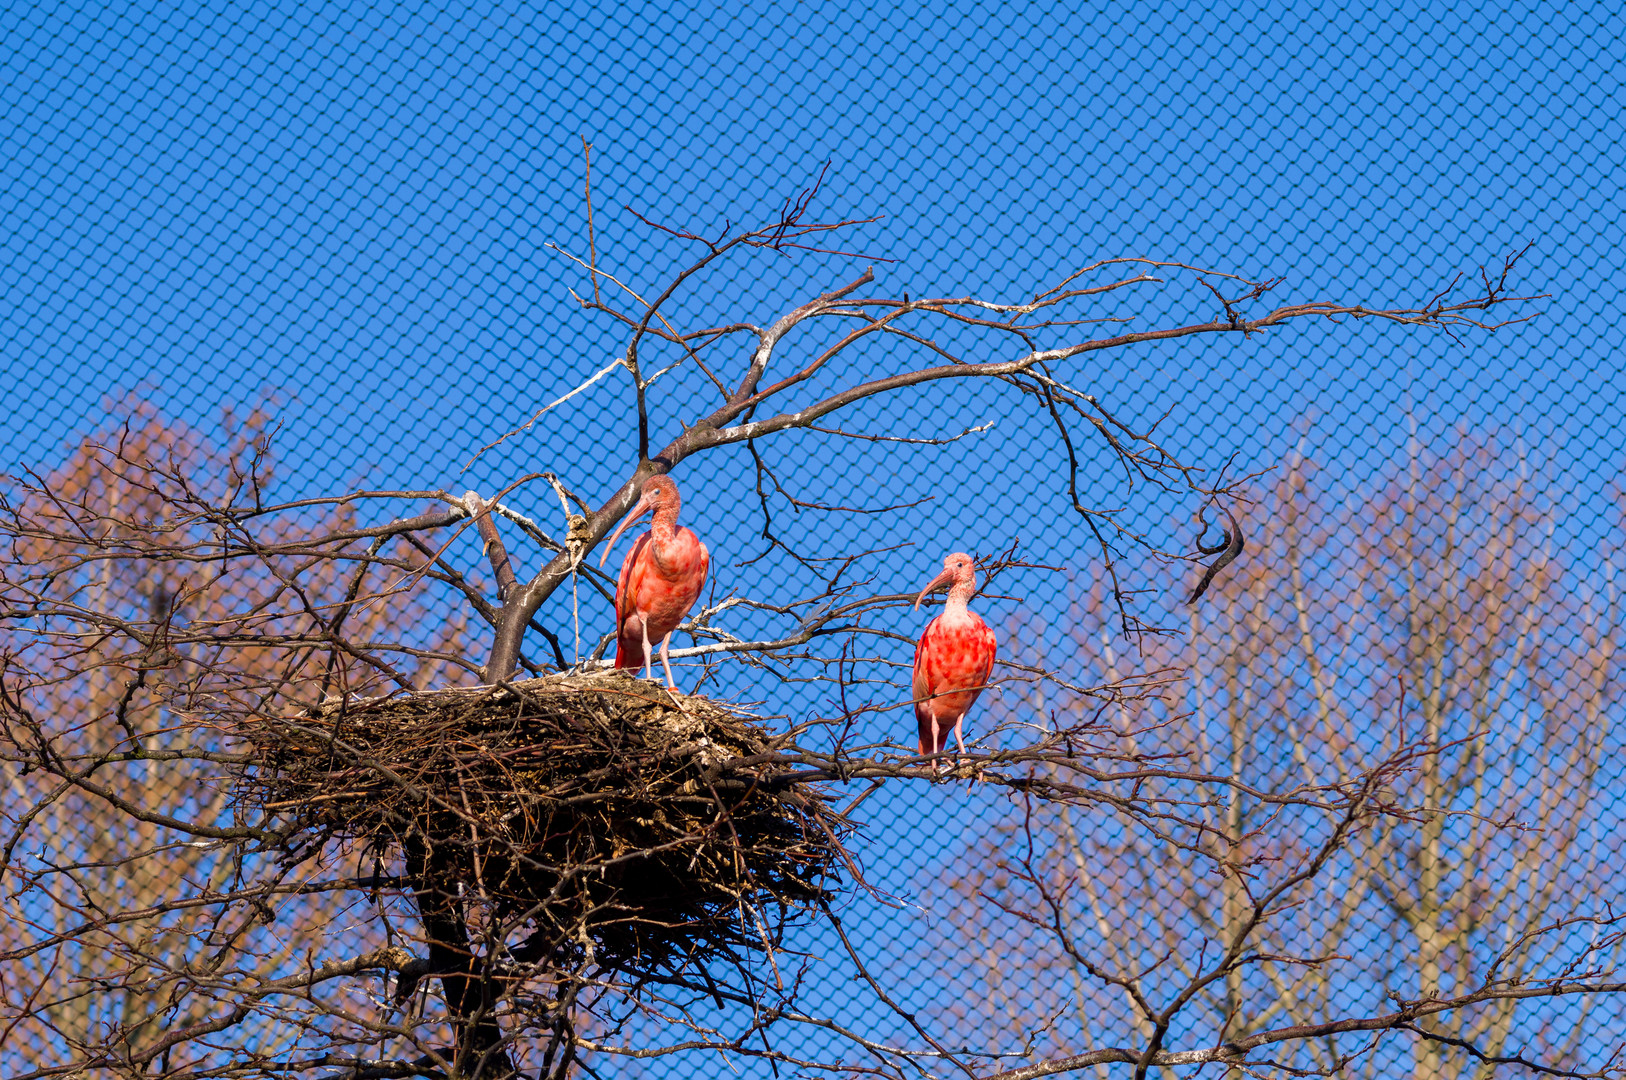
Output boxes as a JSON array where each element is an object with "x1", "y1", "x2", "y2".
[{"x1": 3, "y1": 2, "x2": 1623, "y2": 1077}]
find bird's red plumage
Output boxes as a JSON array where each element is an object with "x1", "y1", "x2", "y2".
[
  {"x1": 613, "y1": 526, "x2": 709, "y2": 670},
  {"x1": 912, "y1": 609, "x2": 997, "y2": 755},
  {"x1": 908, "y1": 552, "x2": 997, "y2": 758}
]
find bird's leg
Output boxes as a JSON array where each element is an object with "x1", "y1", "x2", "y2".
[
  {"x1": 640, "y1": 619, "x2": 654, "y2": 681},
  {"x1": 658, "y1": 633, "x2": 677, "y2": 691},
  {"x1": 931, "y1": 718, "x2": 944, "y2": 776},
  {"x1": 954, "y1": 714, "x2": 982, "y2": 783}
]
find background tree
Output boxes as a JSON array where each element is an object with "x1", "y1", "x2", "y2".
[{"x1": 949, "y1": 434, "x2": 1622, "y2": 1079}]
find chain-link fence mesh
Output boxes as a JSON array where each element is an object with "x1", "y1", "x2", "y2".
[{"x1": 3, "y1": 2, "x2": 1623, "y2": 1076}]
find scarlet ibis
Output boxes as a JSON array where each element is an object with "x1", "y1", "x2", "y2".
[
  {"x1": 598, "y1": 475, "x2": 709, "y2": 688},
  {"x1": 911, "y1": 552, "x2": 997, "y2": 765}
]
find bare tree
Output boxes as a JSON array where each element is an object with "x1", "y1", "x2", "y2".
[{"x1": 3, "y1": 172, "x2": 1595, "y2": 1080}]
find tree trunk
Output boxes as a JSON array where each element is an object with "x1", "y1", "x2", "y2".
[{"x1": 405, "y1": 836, "x2": 519, "y2": 1080}]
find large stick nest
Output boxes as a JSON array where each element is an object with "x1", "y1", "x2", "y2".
[{"x1": 235, "y1": 671, "x2": 854, "y2": 977}]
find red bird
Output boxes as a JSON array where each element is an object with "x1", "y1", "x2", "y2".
[
  {"x1": 599, "y1": 475, "x2": 709, "y2": 688},
  {"x1": 911, "y1": 552, "x2": 997, "y2": 764}
]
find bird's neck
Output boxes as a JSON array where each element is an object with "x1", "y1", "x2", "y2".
[
  {"x1": 649, "y1": 504, "x2": 679, "y2": 542},
  {"x1": 943, "y1": 578, "x2": 976, "y2": 616},
  {"x1": 647, "y1": 507, "x2": 684, "y2": 568}
]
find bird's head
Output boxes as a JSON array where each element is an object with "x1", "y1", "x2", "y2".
[
  {"x1": 599, "y1": 474, "x2": 681, "y2": 567},
  {"x1": 914, "y1": 552, "x2": 977, "y2": 610}
]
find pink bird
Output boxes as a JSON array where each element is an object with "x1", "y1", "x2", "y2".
[
  {"x1": 911, "y1": 552, "x2": 997, "y2": 765},
  {"x1": 599, "y1": 475, "x2": 709, "y2": 688}
]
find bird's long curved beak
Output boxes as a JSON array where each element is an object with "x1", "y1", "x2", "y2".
[
  {"x1": 913, "y1": 567, "x2": 956, "y2": 610},
  {"x1": 598, "y1": 492, "x2": 654, "y2": 567}
]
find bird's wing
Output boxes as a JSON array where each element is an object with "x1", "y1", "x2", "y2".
[
  {"x1": 613, "y1": 537, "x2": 651, "y2": 668},
  {"x1": 911, "y1": 616, "x2": 941, "y2": 703},
  {"x1": 616, "y1": 533, "x2": 650, "y2": 622},
  {"x1": 975, "y1": 619, "x2": 998, "y2": 686},
  {"x1": 911, "y1": 618, "x2": 944, "y2": 752}
]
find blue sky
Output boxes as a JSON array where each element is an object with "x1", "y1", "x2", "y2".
[
  {"x1": 3, "y1": 0, "x2": 1623, "y2": 1073},
  {"x1": 7, "y1": 0, "x2": 1619, "y2": 626}
]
